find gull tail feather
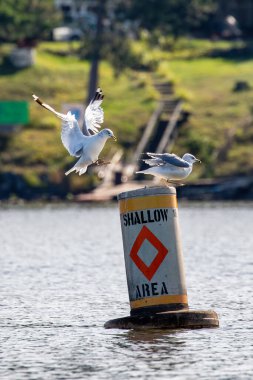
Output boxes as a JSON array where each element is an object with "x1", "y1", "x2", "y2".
[
  {"x1": 65, "y1": 166, "x2": 88, "y2": 176},
  {"x1": 65, "y1": 167, "x2": 76, "y2": 176},
  {"x1": 136, "y1": 169, "x2": 150, "y2": 175}
]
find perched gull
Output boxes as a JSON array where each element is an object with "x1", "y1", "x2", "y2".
[
  {"x1": 32, "y1": 88, "x2": 116, "y2": 176},
  {"x1": 136, "y1": 152, "x2": 201, "y2": 183}
]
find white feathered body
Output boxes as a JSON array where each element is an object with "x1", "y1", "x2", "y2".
[
  {"x1": 82, "y1": 133, "x2": 108, "y2": 162},
  {"x1": 137, "y1": 152, "x2": 201, "y2": 182},
  {"x1": 66, "y1": 133, "x2": 109, "y2": 175},
  {"x1": 33, "y1": 88, "x2": 116, "y2": 176},
  {"x1": 140, "y1": 165, "x2": 192, "y2": 180}
]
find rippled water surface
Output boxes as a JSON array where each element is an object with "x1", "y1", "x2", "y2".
[{"x1": 0, "y1": 204, "x2": 252, "y2": 379}]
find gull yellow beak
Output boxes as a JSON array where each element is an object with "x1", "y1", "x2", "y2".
[{"x1": 112, "y1": 135, "x2": 117, "y2": 141}]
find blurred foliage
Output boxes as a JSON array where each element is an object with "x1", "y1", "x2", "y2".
[
  {"x1": 166, "y1": 40, "x2": 253, "y2": 178},
  {"x1": 1, "y1": 37, "x2": 253, "y2": 193},
  {"x1": 78, "y1": 0, "x2": 218, "y2": 86},
  {"x1": 0, "y1": 42, "x2": 156, "y2": 194},
  {"x1": 129, "y1": 37, "x2": 253, "y2": 179},
  {"x1": 121, "y1": 0, "x2": 217, "y2": 39},
  {"x1": 79, "y1": 30, "x2": 147, "y2": 76},
  {"x1": 0, "y1": 0, "x2": 253, "y2": 198},
  {"x1": 0, "y1": 0, "x2": 61, "y2": 44}
]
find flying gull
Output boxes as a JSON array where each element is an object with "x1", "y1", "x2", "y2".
[
  {"x1": 32, "y1": 88, "x2": 116, "y2": 176},
  {"x1": 136, "y1": 152, "x2": 201, "y2": 184}
]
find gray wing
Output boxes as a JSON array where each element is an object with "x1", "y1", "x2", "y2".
[
  {"x1": 142, "y1": 158, "x2": 164, "y2": 166},
  {"x1": 33, "y1": 94, "x2": 85, "y2": 156},
  {"x1": 33, "y1": 94, "x2": 69, "y2": 121},
  {"x1": 146, "y1": 152, "x2": 190, "y2": 168},
  {"x1": 61, "y1": 112, "x2": 85, "y2": 157},
  {"x1": 82, "y1": 88, "x2": 104, "y2": 136}
]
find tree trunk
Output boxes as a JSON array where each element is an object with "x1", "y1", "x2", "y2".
[
  {"x1": 87, "y1": 57, "x2": 99, "y2": 104},
  {"x1": 86, "y1": 0, "x2": 106, "y2": 104}
]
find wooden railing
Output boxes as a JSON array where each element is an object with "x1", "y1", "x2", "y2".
[{"x1": 155, "y1": 100, "x2": 183, "y2": 154}]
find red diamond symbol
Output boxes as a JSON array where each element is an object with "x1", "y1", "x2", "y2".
[{"x1": 130, "y1": 226, "x2": 169, "y2": 281}]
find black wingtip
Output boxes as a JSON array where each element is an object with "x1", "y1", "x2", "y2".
[{"x1": 92, "y1": 87, "x2": 104, "y2": 102}]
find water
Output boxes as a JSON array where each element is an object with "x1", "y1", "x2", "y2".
[{"x1": 0, "y1": 204, "x2": 252, "y2": 379}]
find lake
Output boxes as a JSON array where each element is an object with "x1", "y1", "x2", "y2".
[{"x1": 0, "y1": 203, "x2": 252, "y2": 379}]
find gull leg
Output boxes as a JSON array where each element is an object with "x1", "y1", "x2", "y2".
[
  {"x1": 160, "y1": 179, "x2": 169, "y2": 187},
  {"x1": 166, "y1": 179, "x2": 185, "y2": 187},
  {"x1": 94, "y1": 158, "x2": 111, "y2": 166}
]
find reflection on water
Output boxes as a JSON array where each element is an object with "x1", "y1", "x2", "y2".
[
  {"x1": 0, "y1": 204, "x2": 252, "y2": 379},
  {"x1": 125, "y1": 329, "x2": 180, "y2": 343}
]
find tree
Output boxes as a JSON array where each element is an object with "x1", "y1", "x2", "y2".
[
  {"x1": 0, "y1": 0, "x2": 61, "y2": 44},
  {"x1": 72, "y1": 0, "x2": 137, "y2": 103},
  {"x1": 77, "y1": 0, "x2": 218, "y2": 102},
  {"x1": 69, "y1": 0, "x2": 218, "y2": 102},
  {"x1": 123, "y1": 0, "x2": 218, "y2": 39},
  {"x1": 85, "y1": 0, "x2": 106, "y2": 103}
]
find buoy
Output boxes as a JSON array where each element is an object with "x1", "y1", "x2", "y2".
[{"x1": 105, "y1": 187, "x2": 219, "y2": 329}]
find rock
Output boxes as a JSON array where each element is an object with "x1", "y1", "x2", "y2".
[{"x1": 233, "y1": 81, "x2": 251, "y2": 92}]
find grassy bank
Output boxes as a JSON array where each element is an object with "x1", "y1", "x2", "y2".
[
  {"x1": 0, "y1": 42, "x2": 156, "y2": 194},
  {"x1": 0, "y1": 39, "x2": 253, "y2": 197},
  {"x1": 152, "y1": 38, "x2": 253, "y2": 179}
]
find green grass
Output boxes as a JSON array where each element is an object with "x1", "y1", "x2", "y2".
[
  {"x1": 0, "y1": 42, "x2": 156, "y2": 192},
  {"x1": 168, "y1": 56, "x2": 253, "y2": 177},
  {"x1": 1, "y1": 38, "x2": 253, "y2": 194},
  {"x1": 141, "y1": 38, "x2": 253, "y2": 178}
]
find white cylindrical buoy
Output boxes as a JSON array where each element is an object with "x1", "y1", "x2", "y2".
[
  {"x1": 119, "y1": 187, "x2": 187, "y2": 315},
  {"x1": 105, "y1": 187, "x2": 219, "y2": 329}
]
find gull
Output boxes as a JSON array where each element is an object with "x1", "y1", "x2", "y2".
[
  {"x1": 136, "y1": 152, "x2": 201, "y2": 184},
  {"x1": 32, "y1": 88, "x2": 116, "y2": 176}
]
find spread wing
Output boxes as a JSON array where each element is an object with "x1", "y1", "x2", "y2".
[
  {"x1": 32, "y1": 94, "x2": 67, "y2": 121},
  {"x1": 145, "y1": 153, "x2": 190, "y2": 168},
  {"x1": 32, "y1": 94, "x2": 84, "y2": 157},
  {"x1": 61, "y1": 112, "x2": 85, "y2": 157},
  {"x1": 142, "y1": 158, "x2": 164, "y2": 166},
  {"x1": 82, "y1": 88, "x2": 104, "y2": 135}
]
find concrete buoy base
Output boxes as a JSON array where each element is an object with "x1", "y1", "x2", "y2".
[{"x1": 104, "y1": 309, "x2": 219, "y2": 330}]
